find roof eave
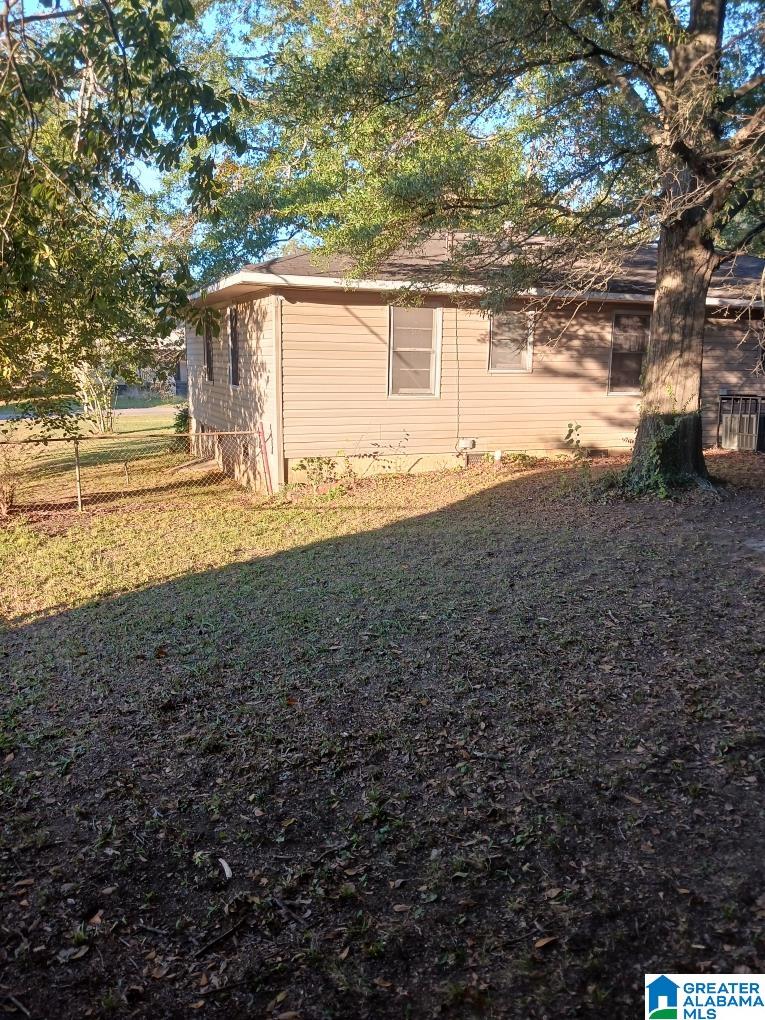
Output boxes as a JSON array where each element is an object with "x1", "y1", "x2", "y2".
[{"x1": 190, "y1": 270, "x2": 763, "y2": 310}]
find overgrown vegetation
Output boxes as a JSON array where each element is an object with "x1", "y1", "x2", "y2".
[
  {"x1": 294, "y1": 455, "x2": 340, "y2": 491},
  {"x1": 170, "y1": 403, "x2": 192, "y2": 453},
  {"x1": 173, "y1": 403, "x2": 191, "y2": 435}
]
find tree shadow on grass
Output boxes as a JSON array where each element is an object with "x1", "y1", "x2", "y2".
[{"x1": 2, "y1": 464, "x2": 765, "y2": 1019}]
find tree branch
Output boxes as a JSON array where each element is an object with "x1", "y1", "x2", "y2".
[
  {"x1": 7, "y1": 7, "x2": 80, "y2": 30},
  {"x1": 716, "y1": 187, "x2": 756, "y2": 231},
  {"x1": 720, "y1": 73, "x2": 765, "y2": 111},
  {"x1": 550, "y1": 8, "x2": 665, "y2": 105},
  {"x1": 646, "y1": 0, "x2": 677, "y2": 25},
  {"x1": 586, "y1": 54, "x2": 663, "y2": 146},
  {"x1": 720, "y1": 218, "x2": 765, "y2": 258},
  {"x1": 715, "y1": 102, "x2": 765, "y2": 159}
]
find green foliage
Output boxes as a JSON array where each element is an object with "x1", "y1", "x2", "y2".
[
  {"x1": 295, "y1": 456, "x2": 339, "y2": 490},
  {"x1": 596, "y1": 412, "x2": 709, "y2": 499},
  {"x1": 1, "y1": 204, "x2": 189, "y2": 411},
  {"x1": 636, "y1": 419, "x2": 681, "y2": 498},
  {"x1": 0, "y1": 0, "x2": 241, "y2": 396},
  {"x1": 563, "y1": 423, "x2": 588, "y2": 463},
  {"x1": 1, "y1": 396, "x2": 81, "y2": 439},
  {"x1": 180, "y1": 0, "x2": 765, "y2": 312},
  {"x1": 173, "y1": 404, "x2": 191, "y2": 436},
  {"x1": 561, "y1": 422, "x2": 592, "y2": 492},
  {"x1": 170, "y1": 403, "x2": 192, "y2": 453},
  {"x1": 503, "y1": 452, "x2": 539, "y2": 470},
  {"x1": 620, "y1": 416, "x2": 685, "y2": 498}
]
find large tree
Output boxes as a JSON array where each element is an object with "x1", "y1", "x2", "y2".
[
  {"x1": 0, "y1": 0, "x2": 240, "y2": 399},
  {"x1": 214, "y1": 0, "x2": 765, "y2": 487}
]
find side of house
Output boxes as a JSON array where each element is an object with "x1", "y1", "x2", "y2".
[
  {"x1": 187, "y1": 282, "x2": 765, "y2": 489},
  {"x1": 701, "y1": 316, "x2": 765, "y2": 447},
  {"x1": 278, "y1": 291, "x2": 653, "y2": 470},
  {"x1": 186, "y1": 292, "x2": 282, "y2": 490}
]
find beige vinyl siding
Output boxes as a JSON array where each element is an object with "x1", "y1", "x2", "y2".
[
  {"x1": 186, "y1": 294, "x2": 279, "y2": 480},
  {"x1": 455, "y1": 304, "x2": 642, "y2": 451},
  {"x1": 700, "y1": 317, "x2": 765, "y2": 444},
  {"x1": 280, "y1": 293, "x2": 645, "y2": 456},
  {"x1": 189, "y1": 286, "x2": 764, "y2": 481},
  {"x1": 459, "y1": 307, "x2": 761, "y2": 452},
  {"x1": 280, "y1": 290, "x2": 459, "y2": 458}
]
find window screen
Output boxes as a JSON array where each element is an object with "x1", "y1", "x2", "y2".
[
  {"x1": 389, "y1": 307, "x2": 437, "y2": 395},
  {"x1": 489, "y1": 311, "x2": 533, "y2": 372},
  {"x1": 203, "y1": 322, "x2": 214, "y2": 383},
  {"x1": 229, "y1": 306, "x2": 240, "y2": 386},
  {"x1": 609, "y1": 313, "x2": 649, "y2": 393}
]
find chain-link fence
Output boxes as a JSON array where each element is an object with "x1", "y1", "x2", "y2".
[{"x1": 0, "y1": 429, "x2": 271, "y2": 519}]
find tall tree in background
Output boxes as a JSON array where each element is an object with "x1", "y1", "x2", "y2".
[
  {"x1": 221, "y1": 0, "x2": 765, "y2": 487},
  {"x1": 0, "y1": 0, "x2": 240, "y2": 400}
]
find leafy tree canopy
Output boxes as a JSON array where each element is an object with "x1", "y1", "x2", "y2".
[
  {"x1": 0, "y1": 0, "x2": 242, "y2": 401},
  {"x1": 187, "y1": 0, "x2": 765, "y2": 293}
]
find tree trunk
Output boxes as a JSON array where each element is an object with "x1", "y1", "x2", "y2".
[{"x1": 628, "y1": 222, "x2": 716, "y2": 489}]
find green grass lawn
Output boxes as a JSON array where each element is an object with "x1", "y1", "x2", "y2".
[
  {"x1": 2, "y1": 403, "x2": 175, "y2": 439},
  {"x1": 1, "y1": 393, "x2": 179, "y2": 420},
  {"x1": 115, "y1": 392, "x2": 181, "y2": 411},
  {"x1": 3, "y1": 405, "x2": 186, "y2": 514},
  {"x1": 2, "y1": 452, "x2": 765, "y2": 1018},
  {"x1": 111, "y1": 402, "x2": 177, "y2": 431}
]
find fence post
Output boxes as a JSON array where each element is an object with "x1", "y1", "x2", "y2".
[
  {"x1": 73, "y1": 439, "x2": 83, "y2": 512},
  {"x1": 258, "y1": 423, "x2": 273, "y2": 495}
]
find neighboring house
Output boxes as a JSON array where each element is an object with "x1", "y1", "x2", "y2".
[{"x1": 186, "y1": 239, "x2": 765, "y2": 491}]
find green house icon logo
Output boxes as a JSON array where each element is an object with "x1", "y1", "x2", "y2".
[{"x1": 646, "y1": 975, "x2": 679, "y2": 1019}]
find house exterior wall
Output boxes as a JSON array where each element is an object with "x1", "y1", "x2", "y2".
[
  {"x1": 188, "y1": 286, "x2": 763, "y2": 489},
  {"x1": 278, "y1": 291, "x2": 762, "y2": 465},
  {"x1": 279, "y1": 290, "x2": 460, "y2": 463},
  {"x1": 701, "y1": 316, "x2": 765, "y2": 443},
  {"x1": 186, "y1": 293, "x2": 279, "y2": 489},
  {"x1": 279, "y1": 291, "x2": 734, "y2": 464},
  {"x1": 452, "y1": 302, "x2": 642, "y2": 454}
]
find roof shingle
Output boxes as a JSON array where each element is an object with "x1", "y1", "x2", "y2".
[{"x1": 242, "y1": 238, "x2": 765, "y2": 304}]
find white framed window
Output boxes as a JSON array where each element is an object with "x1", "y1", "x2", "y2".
[
  {"x1": 229, "y1": 306, "x2": 240, "y2": 387},
  {"x1": 488, "y1": 310, "x2": 534, "y2": 372},
  {"x1": 608, "y1": 312, "x2": 650, "y2": 394},
  {"x1": 203, "y1": 322, "x2": 214, "y2": 383},
  {"x1": 388, "y1": 306, "x2": 441, "y2": 396}
]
